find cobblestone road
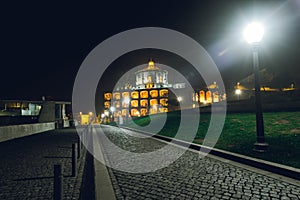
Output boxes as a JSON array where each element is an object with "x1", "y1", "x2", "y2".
[
  {"x1": 0, "y1": 128, "x2": 86, "y2": 200},
  {"x1": 96, "y1": 125, "x2": 300, "y2": 200}
]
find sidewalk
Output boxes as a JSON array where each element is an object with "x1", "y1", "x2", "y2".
[
  {"x1": 94, "y1": 125, "x2": 300, "y2": 199},
  {"x1": 0, "y1": 128, "x2": 86, "y2": 200}
]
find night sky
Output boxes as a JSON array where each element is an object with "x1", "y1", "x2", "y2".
[{"x1": 1, "y1": 0, "x2": 300, "y2": 101}]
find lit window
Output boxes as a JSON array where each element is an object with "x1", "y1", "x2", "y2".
[
  {"x1": 104, "y1": 101, "x2": 110, "y2": 108},
  {"x1": 140, "y1": 91, "x2": 148, "y2": 98},
  {"x1": 159, "y1": 107, "x2": 168, "y2": 113},
  {"x1": 104, "y1": 93, "x2": 112, "y2": 100},
  {"x1": 160, "y1": 98, "x2": 168, "y2": 107},
  {"x1": 150, "y1": 90, "x2": 158, "y2": 98},
  {"x1": 195, "y1": 93, "x2": 199, "y2": 101},
  {"x1": 213, "y1": 92, "x2": 219, "y2": 103},
  {"x1": 146, "y1": 83, "x2": 154, "y2": 88},
  {"x1": 114, "y1": 111, "x2": 121, "y2": 118},
  {"x1": 150, "y1": 99, "x2": 158, "y2": 106},
  {"x1": 199, "y1": 90, "x2": 205, "y2": 103},
  {"x1": 149, "y1": 108, "x2": 157, "y2": 114},
  {"x1": 206, "y1": 91, "x2": 212, "y2": 103},
  {"x1": 159, "y1": 76, "x2": 163, "y2": 83},
  {"x1": 122, "y1": 109, "x2": 128, "y2": 116},
  {"x1": 122, "y1": 92, "x2": 129, "y2": 98},
  {"x1": 113, "y1": 92, "x2": 120, "y2": 100},
  {"x1": 131, "y1": 91, "x2": 139, "y2": 99},
  {"x1": 159, "y1": 89, "x2": 168, "y2": 97},
  {"x1": 114, "y1": 101, "x2": 120, "y2": 108},
  {"x1": 131, "y1": 100, "x2": 138, "y2": 107},
  {"x1": 140, "y1": 108, "x2": 148, "y2": 116},
  {"x1": 122, "y1": 101, "x2": 129, "y2": 108},
  {"x1": 140, "y1": 100, "x2": 148, "y2": 107},
  {"x1": 131, "y1": 109, "x2": 140, "y2": 117}
]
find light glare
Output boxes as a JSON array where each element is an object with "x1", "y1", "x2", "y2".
[
  {"x1": 110, "y1": 106, "x2": 116, "y2": 112},
  {"x1": 235, "y1": 89, "x2": 242, "y2": 95},
  {"x1": 243, "y1": 22, "x2": 265, "y2": 44}
]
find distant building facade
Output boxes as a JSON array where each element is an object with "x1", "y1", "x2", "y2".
[
  {"x1": 102, "y1": 60, "x2": 226, "y2": 123},
  {"x1": 0, "y1": 100, "x2": 70, "y2": 127}
]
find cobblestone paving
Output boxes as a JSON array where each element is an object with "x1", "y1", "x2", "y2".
[
  {"x1": 0, "y1": 128, "x2": 86, "y2": 200},
  {"x1": 97, "y1": 126, "x2": 300, "y2": 200}
]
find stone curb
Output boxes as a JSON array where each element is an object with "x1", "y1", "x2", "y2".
[
  {"x1": 91, "y1": 125, "x2": 117, "y2": 200},
  {"x1": 120, "y1": 126, "x2": 300, "y2": 181}
]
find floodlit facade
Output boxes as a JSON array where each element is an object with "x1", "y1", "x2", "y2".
[
  {"x1": 134, "y1": 60, "x2": 170, "y2": 89},
  {"x1": 102, "y1": 60, "x2": 226, "y2": 123}
]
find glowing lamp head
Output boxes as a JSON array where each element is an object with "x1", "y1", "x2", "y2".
[
  {"x1": 110, "y1": 106, "x2": 116, "y2": 112},
  {"x1": 243, "y1": 22, "x2": 264, "y2": 44},
  {"x1": 235, "y1": 89, "x2": 242, "y2": 95}
]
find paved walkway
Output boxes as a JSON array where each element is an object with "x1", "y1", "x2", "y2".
[
  {"x1": 95, "y1": 125, "x2": 300, "y2": 200},
  {"x1": 0, "y1": 128, "x2": 86, "y2": 200}
]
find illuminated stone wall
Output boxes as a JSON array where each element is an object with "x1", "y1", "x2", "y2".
[
  {"x1": 104, "y1": 88, "x2": 169, "y2": 120},
  {"x1": 193, "y1": 89, "x2": 226, "y2": 105},
  {"x1": 102, "y1": 61, "x2": 227, "y2": 122}
]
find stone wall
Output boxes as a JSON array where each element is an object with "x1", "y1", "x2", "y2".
[{"x1": 0, "y1": 122, "x2": 55, "y2": 143}]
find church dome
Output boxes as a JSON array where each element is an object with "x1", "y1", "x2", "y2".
[{"x1": 135, "y1": 60, "x2": 168, "y2": 89}]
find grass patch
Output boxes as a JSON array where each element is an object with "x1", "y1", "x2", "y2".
[{"x1": 125, "y1": 111, "x2": 300, "y2": 168}]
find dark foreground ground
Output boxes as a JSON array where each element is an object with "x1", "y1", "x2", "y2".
[{"x1": 0, "y1": 128, "x2": 94, "y2": 200}]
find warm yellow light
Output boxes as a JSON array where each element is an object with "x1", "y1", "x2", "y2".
[
  {"x1": 150, "y1": 90, "x2": 158, "y2": 98},
  {"x1": 243, "y1": 22, "x2": 264, "y2": 44},
  {"x1": 104, "y1": 93, "x2": 112, "y2": 100},
  {"x1": 235, "y1": 89, "x2": 242, "y2": 95},
  {"x1": 131, "y1": 100, "x2": 138, "y2": 107},
  {"x1": 140, "y1": 99, "x2": 148, "y2": 107},
  {"x1": 148, "y1": 60, "x2": 154, "y2": 66},
  {"x1": 159, "y1": 89, "x2": 168, "y2": 97},
  {"x1": 113, "y1": 92, "x2": 120, "y2": 100},
  {"x1": 140, "y1": 90, "x2": 148, "y2": 98}
]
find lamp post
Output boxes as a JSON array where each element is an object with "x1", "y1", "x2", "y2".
[
  {"x1": 110, "y1": 106, "x2": 116, "y2": 123},
  {"x1": 235, "y1": 89, "x2": 241, "y2": 100},
  {"x1": 104, "y1": 110, "x2": 109, "y2": 124},
  {"x1": 243, "y1": 22, "x2": 268, "y2": 152}
]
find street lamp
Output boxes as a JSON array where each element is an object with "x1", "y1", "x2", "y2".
[
  {"x1": 235, "y1": 89, "x2": 242, "y2": 100},
  {"x1": 243, "y1": 21, "x2": 268, "y2": 152},
  {"x1": 177, "y1": 96, "x2": 182, "y2": 102},
  {"x1": 104, "y1": 110, "x2": 109, "y2": 124},
  {"x1": 110, "y1": 106, "x2": 116, "y2": 123}
]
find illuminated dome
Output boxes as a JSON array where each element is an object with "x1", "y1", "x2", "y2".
[
  {"x1": 135, "y1": 60, "x2": 169, "y2": 89},
  {"x1": 148, "y1": 60, "x2": 154, "y2": 67}
]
